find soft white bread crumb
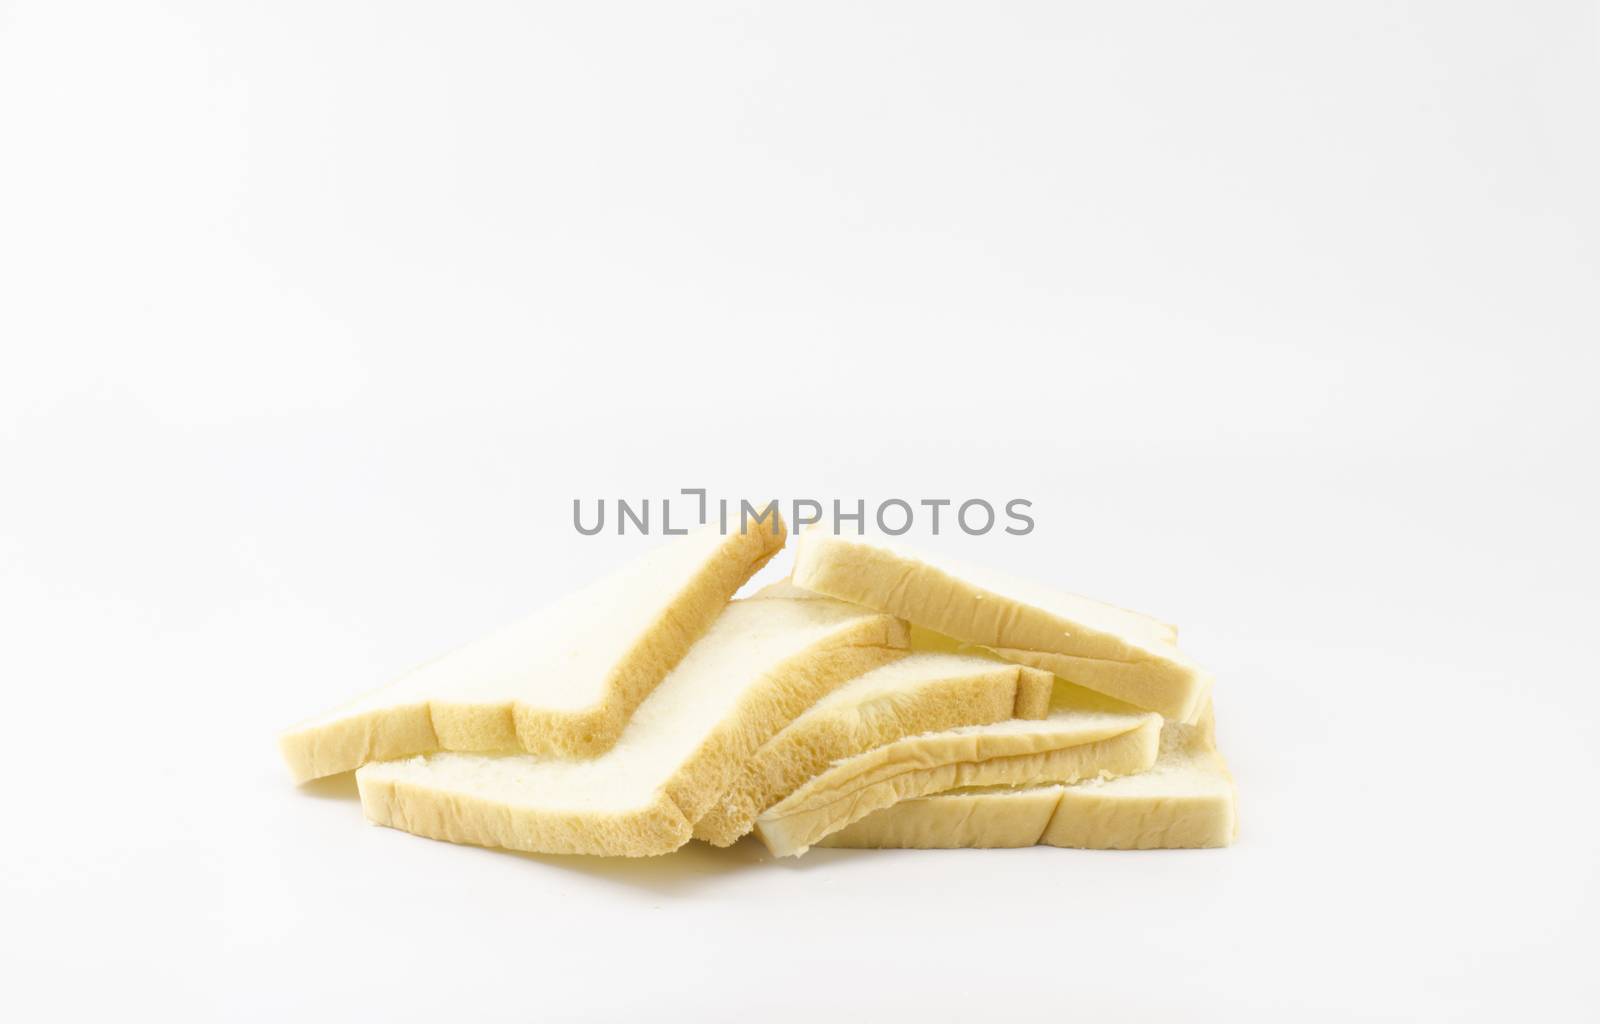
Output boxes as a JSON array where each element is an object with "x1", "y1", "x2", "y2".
[
  {"x1": 279, "y1": 519, "x2": 786, "y2": 781},
  {"x1": 691, "y1": 652, "x2": 1054, "y2": 847},
  {"x1": 819, "y1": 703, "x2": 1236, "y2": 850},
  {"x1": 752, "y1": 681, "x2": 1162, "y2": 857},
  {"x1": 354, "y1": 596, "x2": 907, "y2": 857},
  {"x1": 792, "y1": 530, "x2": 1207, "y2": 721},
  {"x1": 746, "y1": 577, "x2": 834, "y2": 602}
]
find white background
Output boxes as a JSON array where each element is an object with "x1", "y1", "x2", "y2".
[{"x1": 2, "y1": 2, "x2": 1597, "y2": 1020}]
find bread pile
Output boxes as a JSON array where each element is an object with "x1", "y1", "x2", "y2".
[{"x1": 283, "y1": 515, "x2": 1236, "y2": 857}]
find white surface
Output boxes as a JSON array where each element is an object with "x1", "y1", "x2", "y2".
[{"x1": 2, "y1": 2, "x2": 1596, "y2": 1021}]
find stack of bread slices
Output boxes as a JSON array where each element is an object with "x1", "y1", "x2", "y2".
[{"x1": 283, "y1": 515, "x2": 1236, "y2": 857}]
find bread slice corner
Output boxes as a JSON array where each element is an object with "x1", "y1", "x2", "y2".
[{"x1": 792, "y1": 530, "x2": 1204, "y2": 719}]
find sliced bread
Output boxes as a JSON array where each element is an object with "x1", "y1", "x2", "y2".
[
  {"x1": 280, "y1": 520, "x2": 786, "y2": 781},
  {"x1": 819, "y1": 705, "x2": 1236, "y2": 850},
  {"x1": 751, "y1": 682, "x2": 1162, "y2": 857},
  {"x1": 792, "y1": 530, "x2": 1208, "y2": 721},
  {"x1": 691, "y1": 652, "x2": 1054, "y2": 847},
  {"x1": 355, "y1": 596, "x2": 907, "y2": 857}
]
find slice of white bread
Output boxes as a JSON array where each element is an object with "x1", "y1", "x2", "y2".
[
  {"x1": 691, "y1": 653, "x2": 1055, "y2": 847},
  {"x1": 280, "y1": 521, "x2": 786, "y2": 781},
  {"x1": 819, "y1": 704, "x2": 1236, "y2": 850},
  {"x1": 751, "y1": 682, "x2": 1162, "y2": 857},
  {"x1": 354, "y1": 596, "x2": 907, "y2": 857},
  {"x1": 792, "y1": 530, "x2": 1208, "y2": 721}
]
